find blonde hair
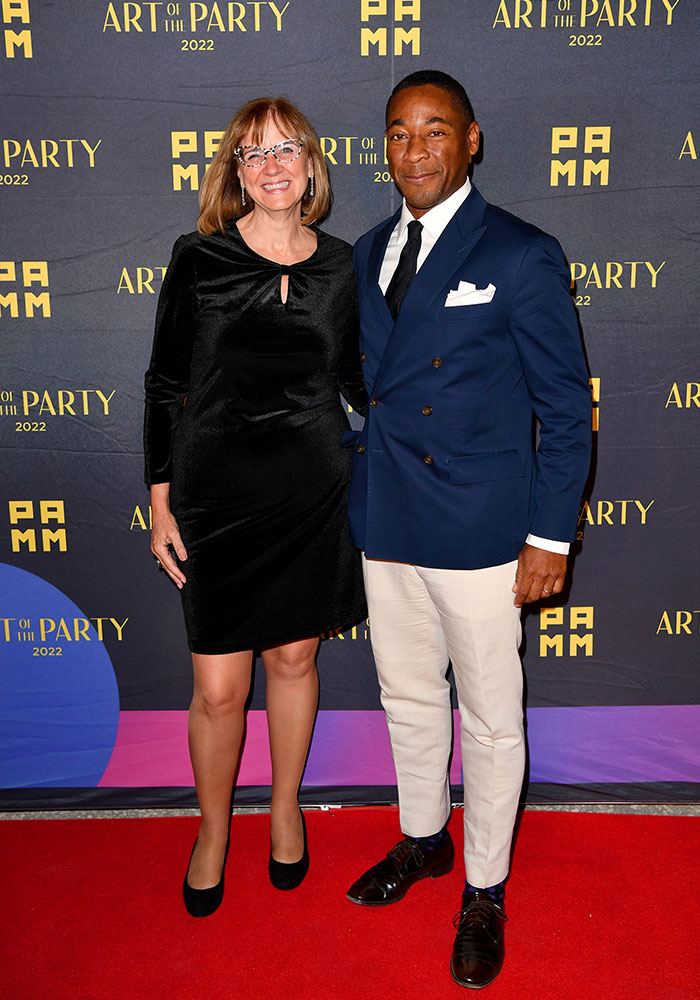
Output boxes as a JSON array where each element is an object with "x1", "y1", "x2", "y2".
[{"x1": 198, "y1": 97, "x2": 331, "y2": 235}]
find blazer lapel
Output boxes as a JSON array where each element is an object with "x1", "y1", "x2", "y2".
[
  {"x1": 371, "y1": 188, "x2": 488, "y2": 395},
  {"x1": 366, "y1": 209, "x2": 400, "y2": 326}
]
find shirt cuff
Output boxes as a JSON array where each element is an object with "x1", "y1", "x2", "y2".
[{"x1": 526, "y1": 533, "x2": 570, "y2": 555}]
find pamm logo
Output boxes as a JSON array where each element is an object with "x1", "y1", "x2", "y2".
[{"x1": 3, "y1": 0, "x2": 32, "y2": 58}]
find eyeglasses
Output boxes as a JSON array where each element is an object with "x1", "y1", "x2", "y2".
[{"x1": 234, "y1": 139, "x2": 304, "y2": 168}]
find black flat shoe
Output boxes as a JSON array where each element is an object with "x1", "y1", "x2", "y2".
[
  {"x1": 269, "y1": 811, "x2": 309, "y2": 890},
  {"x1": 182, "y1": 835, "x2": 230, "y2": 917}
]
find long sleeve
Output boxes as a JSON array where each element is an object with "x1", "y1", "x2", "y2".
[
  {"x1": 508, "y1": 233, "x2": 592, "y2": 542},
  {"x1": 336, "y1": 278, "x2": 368, "y2": 417},
  {"x1": 143, "y1": 236, "x2": 198, "y2": 485}
]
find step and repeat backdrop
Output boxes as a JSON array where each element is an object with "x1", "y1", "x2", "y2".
[{"x1": 2, "y1": 0, "x2": 699, "y2": 809}]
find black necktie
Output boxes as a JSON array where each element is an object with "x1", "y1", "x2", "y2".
[{"x1": 384, "y1": 220, "x2": 423, "y2": 320}]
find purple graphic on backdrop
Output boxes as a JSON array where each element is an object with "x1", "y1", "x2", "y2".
[
  {"x1": 98, "y1": 707, "x2": 700, "y2": 789},
  {"x1": 0, "y1": 564, "x2": 120, "y2": 787}
]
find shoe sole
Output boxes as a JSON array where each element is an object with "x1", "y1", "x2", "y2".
[
  {"x1": 345, "y1": 860, "x2": 454, "y2": 906},
  {"x1": 449, "y1": 959, "x2": 501, "y2": 990}
]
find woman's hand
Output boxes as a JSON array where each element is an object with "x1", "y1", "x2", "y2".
[{"x1": 150, "y1": 483, "x2": 187, "y2": 589}]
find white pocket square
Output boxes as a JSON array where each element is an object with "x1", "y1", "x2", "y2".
[{"x1": 445, "y1": 281, "x2": 496, "y2": 306}]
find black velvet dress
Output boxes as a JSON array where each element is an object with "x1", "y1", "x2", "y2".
[{"x1": 144, "y1": 224, "x2": 367, "y2": 654}]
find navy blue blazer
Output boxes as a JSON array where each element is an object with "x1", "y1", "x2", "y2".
[{"x1": 345, "y1": 185, "x2": 592, "y2": 570}]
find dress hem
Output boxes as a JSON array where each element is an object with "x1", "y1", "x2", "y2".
[{"x1": 186, "y1": 604, "x2": 368, "y2": 656}]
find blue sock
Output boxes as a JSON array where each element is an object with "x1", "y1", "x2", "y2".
[
  {"x1": 464, "y1": 878, "x2": 505, "y2": 907},
  {"x1": 412, "y1": 824, "x2": 449, "y2": 850}
]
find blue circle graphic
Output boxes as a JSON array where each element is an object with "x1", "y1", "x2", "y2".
[{"x1": 0, "y1": 563, "x2": 120, "y2": 787}]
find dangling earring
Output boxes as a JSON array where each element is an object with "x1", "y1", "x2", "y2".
[
  {"x1": 309, "y1": 175, "x2": 315, "y2": 198},
  {"x1": 240, "y1": 183, "x2": 246, "y2": 206}
]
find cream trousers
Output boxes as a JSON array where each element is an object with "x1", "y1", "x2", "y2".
[{"x1": 362, "y1": 555, "x2": 525, "y2": 888}]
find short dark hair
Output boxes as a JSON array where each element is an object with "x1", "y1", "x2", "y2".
[{"x1": 386, "y1": 70, "x2": 475, "y2": 125}]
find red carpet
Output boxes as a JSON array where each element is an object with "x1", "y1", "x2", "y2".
[{"x1": 2, "y1": 808, "x2": 698, "y2": 1000}]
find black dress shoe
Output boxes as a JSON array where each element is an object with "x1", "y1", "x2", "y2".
[
  {"x1": 182, "y1": 836, "x2": 230, "y2": 917},
  {"x1": 450, "y1": 890, "x2": 507, "y2": 989},
  {"x1": 269, "y1": 811, "x2": 309, "y2": 891},
  {"x1": 346, "y1": 833, "x2": 454, "y2": 905}
]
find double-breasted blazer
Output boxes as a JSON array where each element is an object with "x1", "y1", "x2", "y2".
[{"x1": 344, "y1": 185, "x2": 592, "y2": 570}]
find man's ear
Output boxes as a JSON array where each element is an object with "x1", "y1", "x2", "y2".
[{"x1": 467, "y1": 121, "x2": 481, "y2": 157}]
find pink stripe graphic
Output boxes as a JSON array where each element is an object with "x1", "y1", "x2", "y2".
[
  {"x1": 98, "y1": 710, "x2": 464, "y2": 788},
  {"x1": 98, "y1": 705, "x2": 700, "y2": 789}
]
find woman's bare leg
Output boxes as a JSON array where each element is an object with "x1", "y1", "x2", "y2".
[
  {"x1": 186, "y1": 649, "x2": 253, "y2": 888},
  {"x1": 262, "y1": 636, "x2": 319, "y2": 862}
]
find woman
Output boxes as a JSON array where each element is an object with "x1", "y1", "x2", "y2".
[{"x1": 144, "y1": 97, "x2": 367, "y2": 917}]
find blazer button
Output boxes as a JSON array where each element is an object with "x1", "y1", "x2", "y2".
[
  {"x1": 423, "y1": 454, "x2": 434, "y2": 465},
  {"x1": 422, "y1": 405, "x2": 433, "y2": 416},
  {"x1": 360, "y1": 352, "x2": 367, "y2": 363},
  {"x1": 431, "y1": 357, "x2": 443, "y2": 368},
  {"x1": 357, "y1": 444, "x2": 365, "y2": 454},
  {"x1": 369, "y1": 397, "x2": 379, "y2": 408}
]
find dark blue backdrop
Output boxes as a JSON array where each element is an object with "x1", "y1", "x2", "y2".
[{"x1": 2, "y1": 0, "x2": 699, "y2": 807}]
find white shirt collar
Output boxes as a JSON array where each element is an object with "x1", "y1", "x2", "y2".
[{"x1": 396, "y1": 177, "x2": 472, "y2": 241}]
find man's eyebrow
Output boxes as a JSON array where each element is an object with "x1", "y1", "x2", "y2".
[{"x1": 387, "y1": 115, "x2": 451, "y2": 129}]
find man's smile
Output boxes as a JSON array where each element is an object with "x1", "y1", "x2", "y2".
[{"x1": 400, "y1": 171, "x2": 440, "y2": 184}]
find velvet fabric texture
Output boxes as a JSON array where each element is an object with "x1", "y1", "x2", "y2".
[{"x1": 144, "y1": 225, "x2": 368, "y2": 654}]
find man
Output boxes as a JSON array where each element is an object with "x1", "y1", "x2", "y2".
[{"x1": 343, "y1": 71, "x2": 591, "y2": 989}]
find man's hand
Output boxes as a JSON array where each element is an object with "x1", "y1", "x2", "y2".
[{"x1": 512, "y1": 543, "x2": 567, "y2": 608}]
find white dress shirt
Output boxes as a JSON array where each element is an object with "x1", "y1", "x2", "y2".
[
  {"x1": 378, "y1": 179, "x2": 569, "y2": 556},
  {"x1": 379, "y1": 179, "x2": 473, "y2": 293}
]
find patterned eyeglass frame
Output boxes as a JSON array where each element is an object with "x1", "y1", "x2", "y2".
[{"x1": 234, "y1": 139, "x2": 304, "y2": 167}]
